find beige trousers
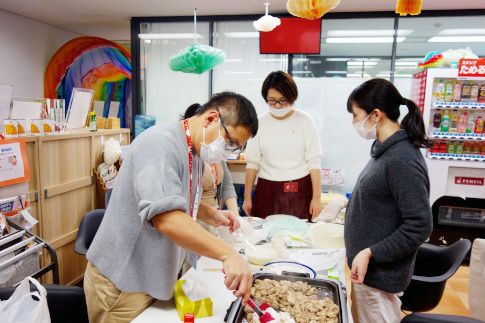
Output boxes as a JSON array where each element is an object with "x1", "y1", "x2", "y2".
[
  {"x1": 84, "y1": 262, "x2": 155, "y2": 323},
  {"x1": 351, "y1": 283, "x2": 403, "y2": 323}
]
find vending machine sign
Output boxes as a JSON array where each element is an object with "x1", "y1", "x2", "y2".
[
  {"x1": 455, "y1": 176, "x2": 484, "y2": 186},
  {"x1": 458, "y1": 58, "x2": 485, "y2": 79}
]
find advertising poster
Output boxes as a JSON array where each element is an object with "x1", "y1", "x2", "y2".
[{"x1": 0, "y1": 138, "x2": 30, "y2": 187}]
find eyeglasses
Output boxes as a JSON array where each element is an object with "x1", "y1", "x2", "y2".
[
  {"x1": 215, "y1": 107, "x2": 246, "y2": 153},
  {"x1": 267, "y1": 99, "x2": 288, "y2": 107}
]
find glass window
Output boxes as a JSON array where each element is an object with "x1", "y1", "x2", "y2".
[
  {"x1": 396, "y1": 15, "x2": 485, "y2": 98},
  {"x1": 139, "y1": 21, "x2": 210, "y2": 124},
  {"x1": 212, "y1": 21, "x2": 286, "y2": 115}
]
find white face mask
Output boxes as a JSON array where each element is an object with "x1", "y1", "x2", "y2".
[
  {"x1": 269, "y1": 106, "x2": 292, "y2": 118},
  {"x1": 353, "y1": 113, "x2": 377, "y2": 140},
  {"x1": 199, "y1": 121, "x2": 234, "y2": 163}
]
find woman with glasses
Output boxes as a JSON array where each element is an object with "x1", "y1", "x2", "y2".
[{"x1": 243, "y1": 71, "x2": 323, "y2": 221}]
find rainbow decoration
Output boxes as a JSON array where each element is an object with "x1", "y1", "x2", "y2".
[
  {"x1": 418, "y1": 51, "x2": 444, "y2": 70},
  {"x1": 44, "y1": 37, "x2": 131, "y2": 127}
]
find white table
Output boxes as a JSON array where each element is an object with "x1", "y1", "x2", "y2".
[{"x1": 133, "y1": 243, "x2": 352, "y2": 323}]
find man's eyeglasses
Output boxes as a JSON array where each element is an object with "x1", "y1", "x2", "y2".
[
  {"x1": 267, "y1": 99, "x2": 288, "y2": 107},
  {"x1": 215, "y1": 107, "x2": 246, "y2": 153}
]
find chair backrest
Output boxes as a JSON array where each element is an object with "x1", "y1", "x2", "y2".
[
  {"x1": 0, "y1": 284, "x2": 88, "y2": 323},
  {"x1": 400, "y1": 239, "x2": 471, "y2": 312},
  {"x1": 73, "y1": 209, "x2": 105, "y2": 255},
  {"x1": 469, "y1": 238, "x2": 485, "y2": 321}
]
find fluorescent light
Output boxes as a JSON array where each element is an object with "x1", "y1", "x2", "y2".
[
  {"x1": 395, "y1": 74, "x2": 413, "y2": 78},
  {"x1": 223, "y1": 32, "x2": 259, "y2": 38},
  {"x1": 347, "y1": 73, "x2": 364, "y2": 77},
  {"x1": 326, "y1": 37, "x2": 405, "y2": 43},
  {"x1": 326, "y1": 58, "x2": 351, "y2": 61},
  {"x1": 138, "y1": 33, "x2": 203, "y2": 40},
  {"x1": 294, "y1": 58, "x2": 309, "y2": 62},
  {"x1": 439, "y1": 29, "x2": 485, "y2": 35},
  {"x1": 347, "y1": 61, "x2": 378, "y2": 66},
  {"x1": 376, "y1": 73, "x2": 391, "y2": 77},
  {"x1": 309, "y1": 61, "x2": 322, "y2": 65},
  {"x1": 326, "y1": 71, "x2": 347, "y2": 74},
  {"x1": 258, "y1": 58, "x2": 284, "y2": 62},
  {"x1": 292, "y1": 71, "x2": 312, "y2": 74},
  {"x1": 328, "y1": 29, "x2": 413, "y2": 37},
  {"x1": 395, "y1": 62, "x2": 418, "y2": 66},
  {"x1": 428, "y1": 36, "x2": 485, "y2": 42},
  {"x1": 224, "y1": 59, "x2": 243, "y2": 62}
]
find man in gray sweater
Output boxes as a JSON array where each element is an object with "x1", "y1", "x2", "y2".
[{"x1": 85, "y1": 92, "x2": 258, "y2": 322}]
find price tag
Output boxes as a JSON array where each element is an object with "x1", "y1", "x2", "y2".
[{"x1": 458, "y1": 58, "x2": 485, "y2": 79}]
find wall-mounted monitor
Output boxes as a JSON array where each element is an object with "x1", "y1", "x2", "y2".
[{"x1": 260, "y1": 18, "x2": 322, "y2": 55}]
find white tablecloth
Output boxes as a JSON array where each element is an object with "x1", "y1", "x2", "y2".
[{"x1": 133, "y1": 243, "x2": 351, "y2": 323}]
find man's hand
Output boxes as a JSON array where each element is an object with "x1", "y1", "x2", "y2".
[
  {"x1": 213, "y1": 210, "x2": 240, "y2": 233},
  {"x1": 350, "y1": 248, "x2": 373, "y2": 284},
  {"x1": 222, "y1": 253, "x2": 253, "y2": 306}
]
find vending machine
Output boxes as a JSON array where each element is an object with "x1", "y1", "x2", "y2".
[{"x1": 411, "y1": 68, "x2": 485, "y2": 250}]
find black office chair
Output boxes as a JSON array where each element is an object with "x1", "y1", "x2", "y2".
[
  {"x1": 73, "y1": 209, "x2": 105, "y2": 255},
  {"x1": 0, "y1": 283, "x2": 89, "y2": 323},
  {"x1": 400, "y1": 239, "x2": 472, "y2": 312},
  {"x1": 402, "y1": 313, "x2": 485, "y2": 323}
]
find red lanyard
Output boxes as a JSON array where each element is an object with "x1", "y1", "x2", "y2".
[
  {"x1": 213, "y1": 163, "x2": 218, "y2": 186},
  {"x1": 183, "y1": 119, "x2": 200, "y2": 219}
]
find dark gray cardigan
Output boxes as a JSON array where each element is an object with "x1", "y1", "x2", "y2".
[{"x1": 344, "y1": 130, "x2": 433, "y2": 293}]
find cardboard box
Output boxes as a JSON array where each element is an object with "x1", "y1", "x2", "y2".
[{"x1": 173, "y1": 280, "x2": 213, "y2": 321}]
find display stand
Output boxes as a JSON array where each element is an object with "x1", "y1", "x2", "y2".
[{"x1": 0, "y1": 219, "x2": 58, "y2": 287}]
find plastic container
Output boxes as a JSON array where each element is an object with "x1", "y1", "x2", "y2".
[
  {"x1": 134, "y1": 115, "x2": 156, "y2": 138},
  {"x1": 449, "y1": 110, "x2": 459, "y2": 133},
  {"x1": 311, "y1": 223, "x2": 345, "y2": 249},
  {"x1": 440, "y1": 110, "x2": 450, "y2": 132},
  {"x1": 435, "y1": 80, "x2": 445, "y2": 102},
  {"x1": 453, "y1": 81, "x2": 462, "y2": 102},
  {"x1": 245, "y1": 246, "x2": 278, "y2": 265},
  {"x1": 444, "y1": 81, "x2": 453, "y2": 102}
]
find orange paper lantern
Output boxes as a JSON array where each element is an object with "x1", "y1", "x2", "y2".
[
  {"x1": 287, "y1": 0, "x2": 340, "y2": 20},
  {"x1": 395, "y1": 0, "x2": 422, "y2": 16}
]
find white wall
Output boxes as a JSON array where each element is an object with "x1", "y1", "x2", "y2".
[{"x1": 0, "y1": 10, "x2": 82, "y2": 98}]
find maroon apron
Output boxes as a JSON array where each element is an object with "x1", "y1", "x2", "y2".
[{"x1": 251, "y1": 174, "x2": 313, "y2": 221}]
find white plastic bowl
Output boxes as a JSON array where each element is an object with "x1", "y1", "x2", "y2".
[
  {"x1": 245, "y1": 246, "x2": 278, "y2": 265},
  {"x1": 311, "y1": 223, "x2": 345, "y2": 249}
]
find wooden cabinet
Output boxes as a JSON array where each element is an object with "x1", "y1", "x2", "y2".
[{"x1": 23, "y1": 129, "x2": 130, "y2": 285}]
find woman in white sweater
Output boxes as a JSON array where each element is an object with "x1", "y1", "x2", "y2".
[{"x1": 242, "y1": 71, "x2": 323, "y2": 221}]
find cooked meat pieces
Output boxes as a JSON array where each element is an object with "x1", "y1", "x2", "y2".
[{"x1": 244, "y1": 279, "x2": 339, "y2": 323}]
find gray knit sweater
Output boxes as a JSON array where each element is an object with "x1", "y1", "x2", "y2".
[
  {"x1": 87, "y1": 121, "x2": 202, "y2": 300},
  {"x1": 344, "y1": 130, "x2": 432, "y2": 293}
]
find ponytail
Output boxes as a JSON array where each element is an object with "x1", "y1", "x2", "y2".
[{"x1": 401, "y1": 98, "x2": 433, "y2": 148}]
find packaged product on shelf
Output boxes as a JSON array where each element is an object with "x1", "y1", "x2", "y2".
[
  {"x1": 478, "y1": 84, "x2": 485, "y2": 103},
  {"x1": 475, "y1": 116, "x2": 484, "y2": 134},
  {"x1": 455, "y1": 142, "x2": 463, "y2": 155},
  {"x1": 472, "y1": 142, "x2": 481, "y2": 155},
  {"x1": 463, "y1": 142, "x2": 473, "y2": 154},
  {"x1": 457, "y1": 112, "x2": 467, "y2": 133},
  {"x1": 470, "y1": 84, "x2": 479, "y2": 102},
  {"x1": 449, "y1": 110, "x2": 459, "y2": 133},
  {"x1": 436, "y1": 79, "x2": 445, "y2": 103},
  {"x1": 467, "y1": 111, "x2": 476, "y2": 134},
  {"x1": 447, "y1": 141, "x2": 456, "y2": 154},
  {"x1": 461, "y1": 81, "x2": 471, "y2": 102},
  {"x1": 453, "y1": 81, "x2": 462, "y2": 103},
  {"x1": 481, "y1": 142, "x2": 485, "y2": 156},
  {"x1": 444, "y1": 81, "x2": 453, "y2": 103},
  {"x1": 441, "y1": 110, "x2": 450, "y2": 132},
  {"x1": 432, "y1": 112, "x2": 441, "y2": 133}
]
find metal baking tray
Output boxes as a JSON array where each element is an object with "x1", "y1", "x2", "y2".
[{"x1": 224, "y1": 272, "x2": 348, "y2": 323}]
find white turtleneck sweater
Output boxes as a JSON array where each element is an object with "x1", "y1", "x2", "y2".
[{"x1": 246, "y1": 109, "x2": 322, "y2": 182}]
